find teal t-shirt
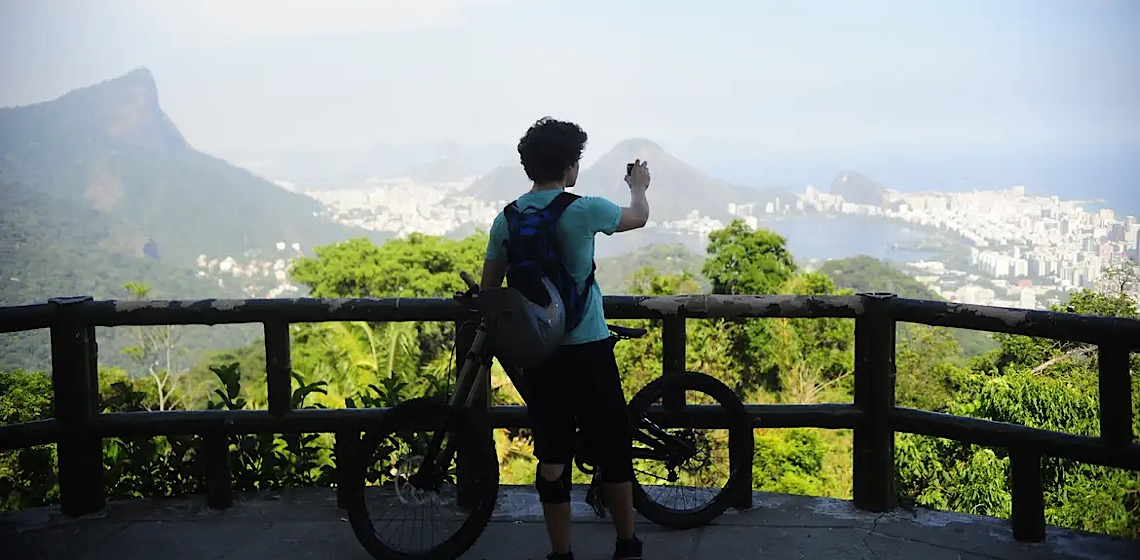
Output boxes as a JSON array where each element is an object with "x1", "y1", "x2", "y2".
[{"x1": 485, "y1": 190, "x2": 622, "y2": 346}]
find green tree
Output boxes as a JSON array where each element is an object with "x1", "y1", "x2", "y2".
[
  {"x1": 0, "y1": 370, "x2": 57, "y2": 510},
  {"x1": 121, "y1": 281, "x2": 193, "y2": 411},
  {"x1": 290, "y1": 233, "x2": 486, "y2": 298},
  {"x1": 895, "y1": 325, "x2": 967, "y2": 412},
  {"x1": 626, "y1": 266, "x2": 702, "y2": 296},
  {"x1": 702, "y1": 220, "x2": 796, "y2": 296},
  {"x1": 737, "y1": 273, "x2": 855, "y2": 400}
]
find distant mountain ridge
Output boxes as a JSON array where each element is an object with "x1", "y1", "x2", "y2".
[
  {"x1": 831, "y1": 171, "x2": 889, "y2": 206},
  {"x1": 0, "y1": 67, "x2": 369, "y2": 265},
  {"x1": 463, "y1": 164, "x2": 530, "y2": 204},
  {"x1": 466, "y1": 138, "x2": 791, "y2": 222}
]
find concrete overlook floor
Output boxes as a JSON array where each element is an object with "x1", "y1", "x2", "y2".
[{"x1": 1, "y1": 486, "x2": 1136, "y2": 560}]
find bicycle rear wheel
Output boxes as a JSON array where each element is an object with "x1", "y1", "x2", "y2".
[
  {"x1": 628, "y1": 372, "x2": 753, "y2": 529},
  {"x1": 345, "y1": 398, "x2": 499, "y2": 560}
]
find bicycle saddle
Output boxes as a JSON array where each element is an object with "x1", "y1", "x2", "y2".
[{"x1": 608, "y1": 324, "x2": 648, "y2": 339}]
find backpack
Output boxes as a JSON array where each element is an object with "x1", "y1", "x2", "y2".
[{"x1": 477, "y1": 192, "x2": 596, "y2": 369}]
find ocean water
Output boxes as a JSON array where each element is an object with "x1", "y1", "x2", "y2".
[
  {"x1": 693, "y1": 145, "x2": 1140, "y2": 219},
  {"x1": 760, "y1": 215, "x2": 937, "y2": 263}
]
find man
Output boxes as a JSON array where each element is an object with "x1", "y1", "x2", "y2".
[{"x1": 480, "y1": 117, "x2": 651, "y2": 560}]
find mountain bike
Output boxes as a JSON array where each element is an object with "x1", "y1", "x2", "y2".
[{"x1": 345, "y1": 272, "x2": 753, "y2": 560}]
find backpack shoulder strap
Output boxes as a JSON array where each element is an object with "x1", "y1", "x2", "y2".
[
  {"x1": 501, "y1": 202, "x2": 522, "y2": 251},
  {"x1": 543, "y1": 191, "x2": 581, "y2": 219},
  {"x1": 503, "y1": 201, "x2": 520, "y2": 221}
]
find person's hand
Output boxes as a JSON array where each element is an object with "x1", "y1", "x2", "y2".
[{"x1": 625, "y1": 159, "x2": 651, "y2": 191}]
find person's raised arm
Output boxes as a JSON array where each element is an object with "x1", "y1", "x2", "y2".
[{"x1": 615, "y1": 159, "x2": 651, "y2": 232}]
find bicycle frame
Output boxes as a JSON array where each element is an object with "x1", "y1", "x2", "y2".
[
  {"x1": 405, "y1": 298, "x2": 698, "y2": 491},
  {"x1": 407, "y1": 318, "x2": 494, "y2": 488},
  {"x1": 631, "y1": 416, "x2": 699, "y2": 463}
]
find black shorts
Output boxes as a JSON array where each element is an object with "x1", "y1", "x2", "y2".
[{"x1": 521, "y1": 337, "x2": 634, "y2": 483}]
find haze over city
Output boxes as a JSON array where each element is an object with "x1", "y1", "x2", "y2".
[{"x1": 2, "y1": 0, "x2": 1137, "y2": 213}]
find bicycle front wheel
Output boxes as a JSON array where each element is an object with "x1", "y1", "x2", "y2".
[
  {"x1": 345, "y1": 398, "x2": 499, "y2": 560},
  {"x1": 628, "y1": 372, "x2": 753, "y2": 529}
]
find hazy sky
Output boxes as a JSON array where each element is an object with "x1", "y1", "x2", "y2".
[{"x1": 2, "y1": 0, "x2": 1138, "y2": 168}]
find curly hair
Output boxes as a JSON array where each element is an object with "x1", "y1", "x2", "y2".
[{"x1": 517, "y1": 117, "x2": 588, "y2": 183}]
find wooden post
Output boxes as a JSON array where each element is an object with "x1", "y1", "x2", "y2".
[
  {"x1": 335, "y1": 430, "x2": 360, "y2": 510},
  {"x1": 853, "y1": 293, "x2": 897, "y2": 513},
  {"x1": 661, "y1": 317, "x2": 687, "y2": 411},
  {"x1": 1098, "y1": 345, "x2": 1133, "y2": 445},
  {"x1": 264, "y1": 321, "x2": 292, "y2": 417},
  {"x1": 202, "y1": 431, "x2": 233, "y2": 509},
  {"x1": 1010, "y1": 448, "x2": 1045, "y2": 542},
  {"x1": 49, "y1": 296, "x2": 105, "y2": 517}
]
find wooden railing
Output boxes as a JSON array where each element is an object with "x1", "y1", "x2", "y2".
[{"x1": 1, "y1": 293, "x2": 1137, "y2": 543}]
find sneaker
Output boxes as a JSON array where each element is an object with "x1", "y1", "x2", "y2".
[
  {"x1": 613, "y1": 535, "x2": 643, "y2": 559},
  {"x1": 545, "y1": 551, "x2": 574, "y2": 560}
]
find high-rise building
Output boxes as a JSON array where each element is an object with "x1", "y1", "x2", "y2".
[
  {"x1": 1135, "y1": 229, "x2": 1140, "y2": 260},
  {"x1": 1020, "y1": 288, "x2": 1036, "y2": 310},
  {"x1": 1014, "y1": 258, "x2": 1030, "y2": 277},
  {"x1": 994, "y1": 255, "x2": 1012, "y2": 277}
]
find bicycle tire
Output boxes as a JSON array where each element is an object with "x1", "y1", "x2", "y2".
[
  {"x1": 628, "y1": 372, "x2": 753, "y2": 529},
  {"x1": 345, "y1": 398, "x2": 500, "y2": 560}
]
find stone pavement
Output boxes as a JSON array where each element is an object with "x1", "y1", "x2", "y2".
[{"x1": 1, "y1": 487, "x2": 1136, "y2": 560}]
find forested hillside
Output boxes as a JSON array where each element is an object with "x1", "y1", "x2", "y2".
[
  {"x1": 818, "y1": 255, "x2": 939, "y2": 299},
  {"x1": 820, "y1": 255, "x2": 997, "y2": 355},
  {"x1": 0, "y1": 68, "x2": 366, "y2": 264},
  {"x1": 0, "y1": 181, "x2": 259, "y2": 372},
  {"x1": 595, "y1": 243, "x2": 707, "y2": 294},
  {"x1": 3, "y1": 219, "x2": 1136, "y2": 538}
]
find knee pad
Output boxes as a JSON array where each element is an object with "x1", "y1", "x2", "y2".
[{"x1": 534, "y1": 463, "x2": 572, "y2": 504}]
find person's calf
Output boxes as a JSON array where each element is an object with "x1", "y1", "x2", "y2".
[
  {"x1": 603, "y1": 480, "x2": 636, "y2": 541},
  {"x1": 536, "y1": 463, "x2": 573, "y2": 556}
]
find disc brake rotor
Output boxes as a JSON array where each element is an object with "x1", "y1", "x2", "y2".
[{"x1": 391, "y1": 455, "x2": 445, "y2": 506}]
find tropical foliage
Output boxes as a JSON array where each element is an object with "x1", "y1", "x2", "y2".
[{"x1": 2, "y1": 220, "x2": 1137, "y2": 539}]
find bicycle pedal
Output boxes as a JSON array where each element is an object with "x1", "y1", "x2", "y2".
[
  {"x1": 584, "y1": 488, "x2": 607, "y2": 519},
  {"x1": 591, "y1": 504, "x2": 607, "y2": 519}
]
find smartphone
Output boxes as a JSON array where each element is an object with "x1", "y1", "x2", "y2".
[{"x1": 626, "y1": 162, "x2": 635, "y2": 176}]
